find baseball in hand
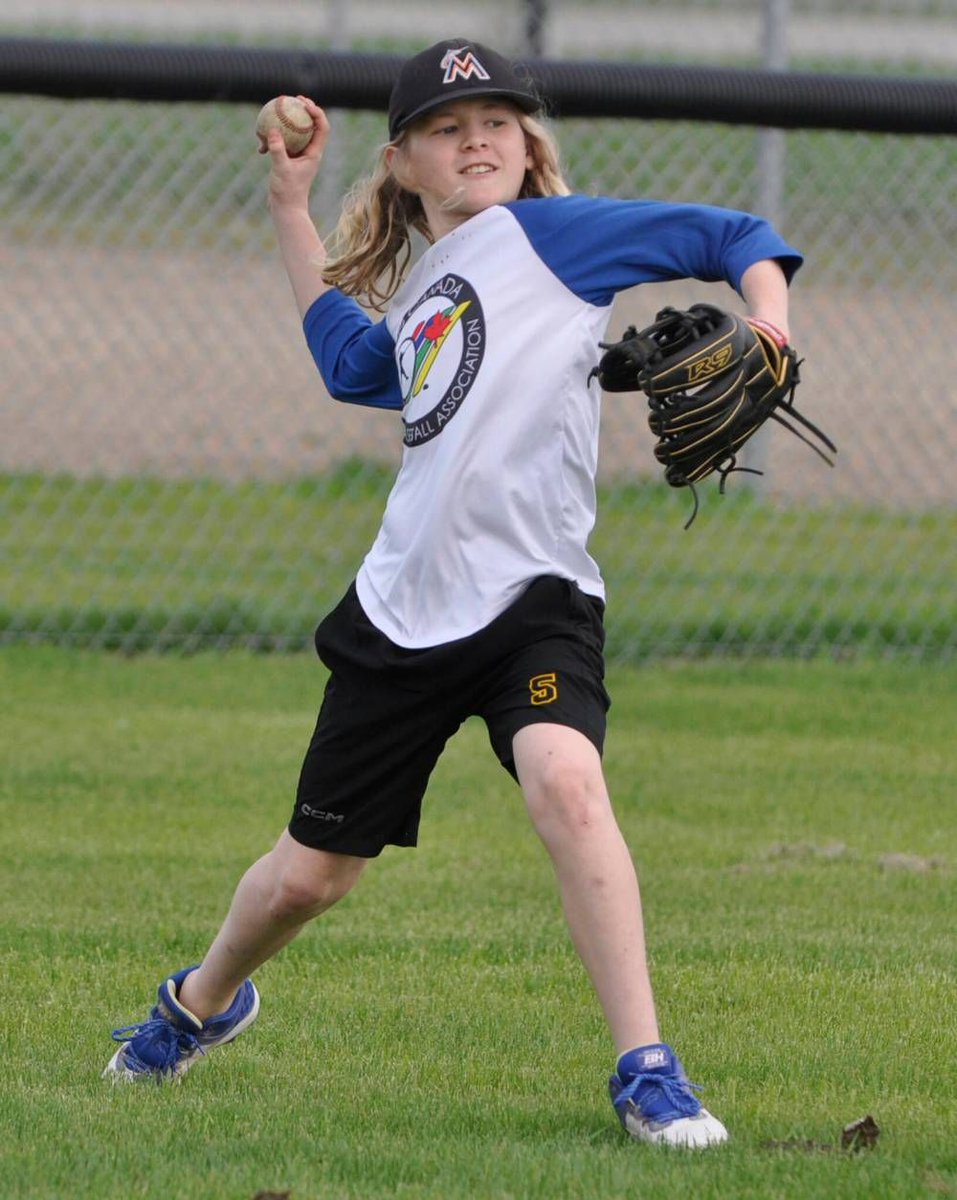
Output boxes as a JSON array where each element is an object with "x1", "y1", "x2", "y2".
[{"x1": 255, "y1": 95, "x2": 314, "y2": 156}]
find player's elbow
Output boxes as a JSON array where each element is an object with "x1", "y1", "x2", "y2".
[{"x1": 323, "y1": 370, "x2": 403, "y2": 409}]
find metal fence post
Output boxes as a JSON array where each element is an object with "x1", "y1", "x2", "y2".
[
  {"x1": 747, "y1": 0, "x2": 791, "y2": 488},
  {"x1": 525, "y1": 0, "x2": 548, "y2": 56},
  {"x1": 314, "y1": 0, "x2": 349, "y2": 228}
]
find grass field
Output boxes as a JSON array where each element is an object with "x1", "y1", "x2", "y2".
[{"x1": 1, "y1": 646, "x2": 954, "y2": 1199}]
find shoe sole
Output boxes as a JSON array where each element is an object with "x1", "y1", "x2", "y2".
[{"x1": 621, "y1": 1106, "x2": 729, "y2": 1148}]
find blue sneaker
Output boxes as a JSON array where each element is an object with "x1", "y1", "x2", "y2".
[
  {"x1": 609, "y1": 1043, "x2": 728, "y2": 1148},
  {"x1": 103, "y1": 966, "x2": 260, "y2": 1083}
]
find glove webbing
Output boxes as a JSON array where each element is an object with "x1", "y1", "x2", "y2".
[{"x1": 655, "y1": 357, "x2": 837, "y2": 529}]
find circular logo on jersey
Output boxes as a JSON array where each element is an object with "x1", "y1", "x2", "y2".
[{"x1": 395, "y1": 273, "x2": 486, "y2": 446}]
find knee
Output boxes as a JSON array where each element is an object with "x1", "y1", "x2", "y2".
[
  {"x1": 523, "y1": 753, "x2": 612, "y2": 841},
  {"x1": 266, "y1": 851, "x2": 365, "y2": 924}
]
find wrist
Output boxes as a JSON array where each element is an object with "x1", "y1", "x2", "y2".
[
  {"x1": 747, "y1": 316, "x2": 789, "y2": 347},
  {"x1": 268, "y1": 186, "x2": 315, "y2": 216}
]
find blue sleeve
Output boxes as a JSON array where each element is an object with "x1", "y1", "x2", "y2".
[
  {"x1": 505, "y1": 194, "x2": 803, "y2": 307},
  {"x1": 301, "y1": 290, "x2": 403, "y2": 410}
]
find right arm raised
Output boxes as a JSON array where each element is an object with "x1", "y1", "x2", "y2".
[
  {"x1": 263, "y1": 97, "x2": 333, "y2": 318},
  {"x1": 264, "y1": 99, "x2": 402, "y2": 409}
]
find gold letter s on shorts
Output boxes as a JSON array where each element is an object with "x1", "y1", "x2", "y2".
[{"x1": 529, "y1": 672, "x2": 558, "y2": 705}]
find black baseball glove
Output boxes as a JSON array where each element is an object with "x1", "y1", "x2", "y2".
[{"x1": 592, "y1": 303, "x2": 836, "y2": 526}]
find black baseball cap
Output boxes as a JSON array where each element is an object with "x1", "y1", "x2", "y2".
[{"x1": 388, "y1": 39, "x2": 542, "y2": 141}]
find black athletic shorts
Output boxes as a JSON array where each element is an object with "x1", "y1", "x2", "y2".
[{"x1": 288, "y1": 575, "x2": 610, "y2": 857}]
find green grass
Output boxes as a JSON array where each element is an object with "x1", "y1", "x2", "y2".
[
  {"x1": 3, "y1": 468, "x2": 957, "y2": 658},
  {"x1": 1, "y1": 647, "x2": 955, "y2": 1199}
]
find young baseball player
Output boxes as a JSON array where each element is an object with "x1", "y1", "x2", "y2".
[{"x1": 105, "y1": 38, "x2": 801, "y2": 1149}]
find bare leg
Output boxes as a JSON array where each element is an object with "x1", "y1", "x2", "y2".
[
  {"x1": 513, "y1": 723, "x2": 659, "y2": 1054},
  {"x1": 177, "y1": 830, "x2": 367, "y2": 1020}
]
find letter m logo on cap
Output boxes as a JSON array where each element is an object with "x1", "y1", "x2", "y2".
[{"x1": 440, "y1": 48, "x2": 491, "y2": 85}]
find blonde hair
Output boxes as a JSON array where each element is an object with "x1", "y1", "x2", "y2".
[{"x1": 322, "y1": 111, "x2": 571, "y2": 312}]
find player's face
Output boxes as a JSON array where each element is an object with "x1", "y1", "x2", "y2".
[{"x1": 390, "y1": 99, "x2": 534, "y2": 240}]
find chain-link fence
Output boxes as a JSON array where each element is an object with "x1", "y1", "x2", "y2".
[{"x1": 3, "y1": 2, "x2": 956, "y2": 657}]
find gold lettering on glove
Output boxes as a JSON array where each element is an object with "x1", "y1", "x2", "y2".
[{"x1": 687, "y1": 344, "x2": 734, "y2": 384}]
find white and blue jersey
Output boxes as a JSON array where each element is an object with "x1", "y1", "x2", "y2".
[{"x1": 303, "y1": 194, "x2": 801, "y2": 648}]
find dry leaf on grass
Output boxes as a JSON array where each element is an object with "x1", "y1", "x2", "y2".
[{"x1": 763, "y1": 1114, "x2": 880, "y2": 1154}]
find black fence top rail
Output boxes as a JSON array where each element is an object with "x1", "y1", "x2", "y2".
[{"x1": 2, "y1": 37, "x2": 956, "y2": 135}]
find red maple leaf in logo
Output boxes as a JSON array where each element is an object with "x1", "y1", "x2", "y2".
[{"x1": 423, "y1": 309, "x2": 453, "y2": 343}]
